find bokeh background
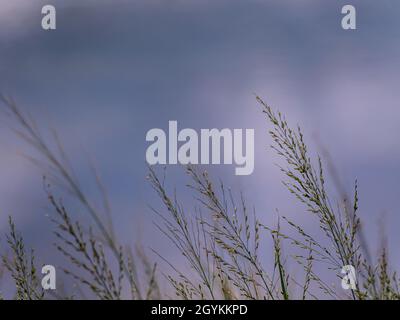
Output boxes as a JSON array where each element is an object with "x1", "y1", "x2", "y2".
[{"x1": 0, "y1": 0, "x2": 399, "y2": 298}]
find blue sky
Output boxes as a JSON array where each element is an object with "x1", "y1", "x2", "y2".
[{"x1": 0, "y1": 0, "x2": 399, "y2": 297}]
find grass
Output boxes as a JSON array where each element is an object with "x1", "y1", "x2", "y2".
[{"x1": 0, "y1": 94, "x2": 399, "y2": 300}]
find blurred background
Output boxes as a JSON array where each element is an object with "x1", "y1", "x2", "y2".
[{"x1": 0, "y1": 0, "x2": 399, "y2": 298}]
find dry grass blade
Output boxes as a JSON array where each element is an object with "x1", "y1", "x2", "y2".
[{"x1": 1, "y1": 217, "x2": 44, "y2": 300}]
